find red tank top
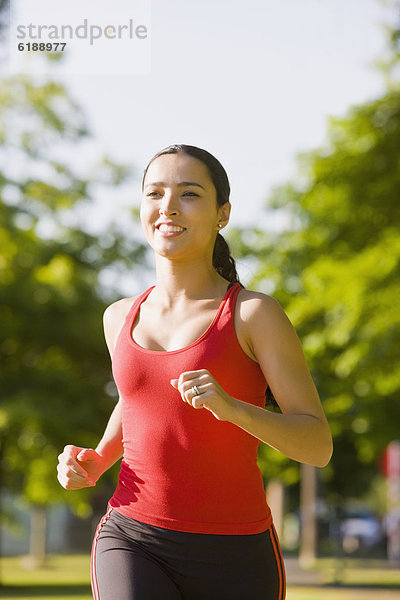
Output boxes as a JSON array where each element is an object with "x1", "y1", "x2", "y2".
[{"x1": 109, "y1": 283, "x2": 272, "y2": 534}]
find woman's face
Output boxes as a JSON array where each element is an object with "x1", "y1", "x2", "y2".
[{"x1": 140, "y1": 153, "x2": 230, "y2": 261}]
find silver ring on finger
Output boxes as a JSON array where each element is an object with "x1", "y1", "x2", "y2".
[{"x1": 191, "y1": 385, "x2": 200, "y2": 396}]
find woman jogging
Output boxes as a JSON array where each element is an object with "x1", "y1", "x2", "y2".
[{"x1": 57, "y1": 144, "x2": 332, "y2": 600}]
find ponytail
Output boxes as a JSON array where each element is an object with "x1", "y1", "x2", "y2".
[{"x1": 212, "y1": 232, "x2": 241, "y2": 284}]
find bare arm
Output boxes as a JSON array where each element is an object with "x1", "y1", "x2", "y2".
[
  {"x1": 171, "y1": 292, "x2": 333, "y2": 468},
  {"x1": 229, "y1": 292, "x2": 333, "y2": 466},
  {"x1": 227, "y1": 398, "x2": 332, "y2": 468},
  {"x1": 94, "y1": 398, "x2": 123, "y2": 470},
  {"x1": 92, "y1": 300, "x2": 129, "y2": 468},
  {"x1": 57, "y1": 298, "x2": 133, "y2": 490}
]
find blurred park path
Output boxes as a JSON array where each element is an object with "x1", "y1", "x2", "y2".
[
  {"x1": 285, "y1": 556, "x2": 400, "y2": 598},
  {"x1": 286, "y1": 557, "x2": 323, "y2": 585}
]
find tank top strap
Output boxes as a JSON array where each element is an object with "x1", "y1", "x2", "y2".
[
  {"x1": 123, "y1": 286, "x2": 155, "y2": 328},
  {"x1": 218, "y1": 282, "x2": 243, "y2": 323}
]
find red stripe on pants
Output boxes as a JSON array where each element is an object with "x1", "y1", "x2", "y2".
[
  {"x1": 90, "y1": 506, "x2": 113, "y2": 600},
  {"x1": 270, "y1": 524, "x2": 286, "y2": 600}
]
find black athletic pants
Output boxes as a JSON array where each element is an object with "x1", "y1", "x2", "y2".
[{"x1": 91, "y1": 507, "x2": 286, "y2": 600}]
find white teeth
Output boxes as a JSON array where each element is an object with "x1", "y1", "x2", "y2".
[{"x1": 158, "y1": 224, "x2": 185, "y2": 233}]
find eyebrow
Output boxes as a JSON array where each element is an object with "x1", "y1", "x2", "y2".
[{"x1": 144, "y1": 181, "x2": 206, "y2": 191}]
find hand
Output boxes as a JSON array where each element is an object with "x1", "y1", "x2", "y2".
[
  {"x1": 57, "y1": 445, "x2": 105, "y2": 490},
  {"x1": 170, "y1": 369, "x2": 236, "y2": 422}
]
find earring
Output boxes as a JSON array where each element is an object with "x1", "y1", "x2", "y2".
[{"x1": 218, "y1": 223, "x2": 222, "y2": 228}]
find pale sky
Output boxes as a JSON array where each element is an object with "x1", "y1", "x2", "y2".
[
  {"x1": 62, "y1": 0, "x2": 389, "y2": 229},
  {"x1": 10, "y1": 0, "x2": 390, "y2": 236}
]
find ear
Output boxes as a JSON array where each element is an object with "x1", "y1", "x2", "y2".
[{"x1": 216, "y1": 202, "x2": 231, "y2": 231}]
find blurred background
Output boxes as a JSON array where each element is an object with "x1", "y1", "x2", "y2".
[{"x1": 1, "y1": 0, "x2": 400, "y2": 598}]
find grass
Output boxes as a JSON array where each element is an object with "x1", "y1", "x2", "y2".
[
  {"x1": 0, "y1": 555, "x2": 91, "y2": 599},
  {"x1": 0, "y1": 554, "x2": 399, "y2": 599},
  {"x1": 313, "y1": 557, "x2": 400, "y2": 587},
  {"x1": 288, "y1": 589, "x2": 400, "y2": 599}
]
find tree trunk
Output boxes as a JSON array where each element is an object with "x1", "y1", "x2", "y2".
[
  {"x1": 266, "y1": 479, "x2": 284, "y2": 539},
  {"x1": 23, "y1": 505, "x2": 47, "y2": 569},
  {"x1": 299, "y1": 463, "x2": 317, "y2": 568}
]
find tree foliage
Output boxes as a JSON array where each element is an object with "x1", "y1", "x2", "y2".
[
  {"x1": 0, "y1": 74, "x2": 146, "y2": 516},
  {"x1": 233, "y1": 86, "x2": 400, "y2": 501}
]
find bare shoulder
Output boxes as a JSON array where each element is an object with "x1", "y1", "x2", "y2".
[
  {"x1": 104, "y1": 296, "x2": 137, "y2": 325},
  {"x1": 233, "y1": 289, "x2": 293, "y2": 362},
  {"x1": 236, "y1": 288, "x2": 289, "y2": 327},
  {"x1": 235, "y1": 288, "x2": 303, "y2": 363},
  {"x1": 103, "y1": 296, "x2": 137, "y2": 357}
]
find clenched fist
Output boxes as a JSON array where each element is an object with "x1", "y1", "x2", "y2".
[{"x1": 57, "y1": 445, "x2": 106, "y2": 490}]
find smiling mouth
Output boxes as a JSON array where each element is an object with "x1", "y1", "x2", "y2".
[{"x1": 157, "y1": 224, "x2": 186, "y2": 233}]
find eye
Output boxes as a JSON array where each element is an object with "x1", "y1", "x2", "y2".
[
  {"x1": 182, "y1": 191, "x2": 199, "y2": 197},
  {"x1": 147, "y1": 191, "x2": 161, "y2": 197}
]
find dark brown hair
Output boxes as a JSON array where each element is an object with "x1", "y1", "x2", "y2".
[{"x1": 142, "y1": 144, "x2": 241, "y2": 284}]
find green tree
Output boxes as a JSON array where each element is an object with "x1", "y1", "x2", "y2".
[
  {"x1": 0, "y1": 73, "x2": 146, "y2": 530},
  {"x1": 232, "y1": 0, "x2": 400, "y2": 509},
  {"x1": 233, "y1": 86, "x2": 400, "y2": 504}
]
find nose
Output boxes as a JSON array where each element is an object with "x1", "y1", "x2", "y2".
[{"x1": 159, "y1": 193, "x2": 180, "y2": 217}]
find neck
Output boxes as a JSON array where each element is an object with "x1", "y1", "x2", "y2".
[{"x1": 153, "y1": 255, "x2": 228, "y2": 303}]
